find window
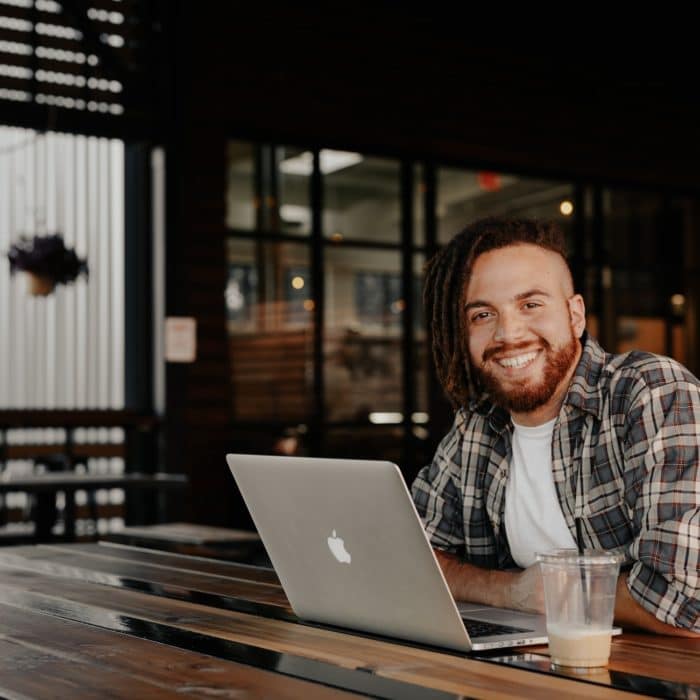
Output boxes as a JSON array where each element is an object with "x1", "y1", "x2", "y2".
[{"x1": 224, "y1": 139, "x2": 692, "y2": 479}]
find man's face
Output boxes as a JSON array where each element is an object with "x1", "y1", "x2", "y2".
[{"x1": 464, "y1": 244, "x2": 586, "y2": 425}]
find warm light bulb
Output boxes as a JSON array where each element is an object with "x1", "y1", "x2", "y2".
[
  {"x1": 560, "y1": 200, "x2": 574, "y2": 216},
  {"x1": 291, "y1": 276, "x2": 305, "y2": 290}
]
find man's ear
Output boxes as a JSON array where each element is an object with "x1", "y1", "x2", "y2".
[{"x1": 568, "y1": 294, "x2": 586, "y2": 338}]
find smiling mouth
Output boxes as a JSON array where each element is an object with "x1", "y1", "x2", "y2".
[{"x1": 495, "y1": 350, "x2": 539, "y2": 369}]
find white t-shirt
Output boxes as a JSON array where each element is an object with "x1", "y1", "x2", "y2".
[{"x1": 504, "y1": 417, "x2": 577, "y2": 568}]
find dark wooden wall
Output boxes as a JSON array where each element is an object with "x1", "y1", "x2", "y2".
[{"x1": 164, "y1": 4, "x2": 700, "y2": 526}]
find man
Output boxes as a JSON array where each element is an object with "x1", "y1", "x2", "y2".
[{"x1": 412, "y1": 217, "x2": 699, "y2": 636}]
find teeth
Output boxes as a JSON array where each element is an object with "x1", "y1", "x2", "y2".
[{"x1": 497, "y1": 351, "x2": 538, "y2": 369}]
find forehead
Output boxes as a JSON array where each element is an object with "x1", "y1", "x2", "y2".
[{"x1": 465, "y1": 244, "x2": 572, "y2": 302}]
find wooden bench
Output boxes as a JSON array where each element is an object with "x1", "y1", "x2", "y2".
[
  {"x1": 0, "y1": 409, "x2": 158, "y2": 464},
  {"x1": 0, "y1": 410, "x2": 163, "y2": 542}
]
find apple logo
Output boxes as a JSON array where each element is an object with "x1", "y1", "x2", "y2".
[{"x1": 327, "y1": 530, "x2": 352, "y2": 564}]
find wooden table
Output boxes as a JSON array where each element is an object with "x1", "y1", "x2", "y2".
[
  {"x1": 103, "y1": 521, "x2": 265, "y2": 562},
  {"x1": 0, "y1": 542, "x2": 697, "y2": 699},
  {"x1": 0, "y1": 472, "x2": 187, "y2": 539}
]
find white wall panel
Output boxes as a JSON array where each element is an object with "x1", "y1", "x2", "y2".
[{"x1": 0, "y1": 126, "x2": 125, "y2": 408}]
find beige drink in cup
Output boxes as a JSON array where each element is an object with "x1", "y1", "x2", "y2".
[{"x1": 536, "y1": 549, "x2": 623, "y2": 671}]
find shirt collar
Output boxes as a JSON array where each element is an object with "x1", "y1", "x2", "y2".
[
  {"x1": 466, "y1": 331, "x2": 608, "y2": 425},
  {"x1": 563, "y1": 331, "x2": 608, "y2": 419}
]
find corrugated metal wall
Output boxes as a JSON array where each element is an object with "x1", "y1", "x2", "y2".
[{"x1": 0, "y1": 126, "x2": 124, "y2": 408}]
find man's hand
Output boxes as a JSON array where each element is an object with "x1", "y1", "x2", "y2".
[
  {"x1": 435, "y1": 549, "x2": 699, "y2": 634},
  {"x1": 506, "y1": 564, "x2": 545, "y2": 614}
]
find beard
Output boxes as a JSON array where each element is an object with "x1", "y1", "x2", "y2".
[{"x1": 473, "y1": 331, "x2": 580, "y2": 414}]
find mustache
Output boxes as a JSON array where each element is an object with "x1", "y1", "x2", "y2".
[{"x1": 481, "y1": 338, "x2": 552, "y2": 364}]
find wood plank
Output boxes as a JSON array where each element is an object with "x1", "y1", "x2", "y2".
[
  {"x1": 0, "y1": 546, "x2": 289, "y2": 609},
  {"x1": 104, "y1": 522, "x2": 261, "y2": 545},
  {"x1": 0, "y1": 637, "x2": 186, "y2": 700},
  {"x1": 4, "y1": 444, "x2": 73, "y2": 459},
  {"x1": 0, "y1": 472, "x2": 186, "y2": 493},
  {"x1": 30, "y1": 542, "x2": 279, "y2": 586},
  {"x1": 0, "y1": 563, "x2": 641, "y2": 699},
  {"x1": 0, "y1": 410, "x2": 158, "y2": 428},
  {"x1": 3, "y1": 443, "x2": 126, "y2": 459},
  {"x1": 0, "y1": 603, "x2": 358, "y2": 700}
]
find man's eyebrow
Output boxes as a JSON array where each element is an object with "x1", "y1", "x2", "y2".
[
  {"x1": 464, "y1": 288, "x2": 551, "y2": 311},
  {"x1": 515, "y1": 288, "x2": 551, "y2": 301},
  {"x1": 464, "y1": 299, "x2": 490, "y2": 312}
]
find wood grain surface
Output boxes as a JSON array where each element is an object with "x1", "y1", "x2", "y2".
[{"x1": 0, "y1": 543, "x2": 696, "y2": 699}]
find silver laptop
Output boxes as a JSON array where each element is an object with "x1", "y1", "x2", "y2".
[{"x1": 226, "y1": 453, "x2": 549, "y2": 652}]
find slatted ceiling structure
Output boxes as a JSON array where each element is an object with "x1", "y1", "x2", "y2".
[{"x1": 0, "y1": 0, "x2": 159, "y2": 137}]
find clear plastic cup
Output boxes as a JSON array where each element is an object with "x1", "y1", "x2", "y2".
[{"x1": 536, "y1": 549, "x2": 623, "y2": 671}]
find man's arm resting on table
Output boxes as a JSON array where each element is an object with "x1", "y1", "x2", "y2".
[
  {"x1": 435, "y1": 549, "x2": 700, "y2": 637},
  {"x1": 614, "y1": 574, "x2": 700, "y2": 638}
]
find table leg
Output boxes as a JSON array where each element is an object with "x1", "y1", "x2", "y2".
[{"x1": 64, "y1": 489, "x2": 76, "y2": 541}]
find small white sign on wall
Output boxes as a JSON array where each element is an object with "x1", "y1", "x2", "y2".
[{"x1": 165, "y1": 317, "x2": 197, "y2": 363}]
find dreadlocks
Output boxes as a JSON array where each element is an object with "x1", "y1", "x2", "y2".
[{"x1": 423, "y1": 217, "x2": 570, "y2": 408}]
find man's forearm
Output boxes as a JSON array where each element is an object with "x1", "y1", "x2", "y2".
[
  {"x1": 433, "y1": 549, "x2": 544, "y2": 613},
  {"x1": 435, "y1": 549, "x2": 700, "y2": 634},
  {"x1": 435, "y1": 549, "x2": 508, "y2": 606},
  {"x1": 614, "y1": 574, "x2": 700, "y2": 637}
]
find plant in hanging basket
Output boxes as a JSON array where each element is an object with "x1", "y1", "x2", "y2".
[{"x1": 7, "y1": 234, "x2": 88, "y2": 295}]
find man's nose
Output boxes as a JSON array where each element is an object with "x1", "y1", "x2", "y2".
[{"x1": 493, "y1": 310, "x2": 524, "y2": 343}]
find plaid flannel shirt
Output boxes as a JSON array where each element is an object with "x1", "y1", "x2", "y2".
[{"x1": 412, "y1": 333, "x2": 700, "y2": 631}]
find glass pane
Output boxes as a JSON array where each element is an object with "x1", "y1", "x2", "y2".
[
  {"x1": 436, "y1": 168, "x2": 575, "y2": 245},
  {"x1": 602, "y1": 191, "x2": 683, "y2": 269},
  {"x1": 587, "y1": 314, "x2": 600, "y2": 340},
  {"x1": 323, "y1": 152, "x2": 400, "y2": 242},
  {"x1": 610, "y1": 268, "x2": 671, "y2": 317},
  {"x1": 277, "y1": 145, "x2": 311, "y2": 236},
  {"x1": 324, "y1": 247, "x2": 402, "y2": 421},
  {"x1": 225, "y1": 141, "x2": 256, "y2": 230},
  {"x1": 325, "y1": 425, "x2": 403, "y2": 465},
  {"x1": 672, "y1": 323, "x2": 686, "y2": 365},
  {"x1": 414, "y1": 253, "x2": 428, "y2": 416},
  {"x1": 617, "y1": 317, "x2": 668, "y2": 355},
  {"x1": 414, "y1": 164, "x2": 425, "y2": 247},
  {"x1": 226, "y1": 238, "x2": 313, "y2": 423}
]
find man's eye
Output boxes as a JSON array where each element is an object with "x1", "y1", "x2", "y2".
[
  {"x1": 470, "y1": 311, "x2": 492, "y2": 323},
  {"x1": 523, "y1": 302, "x2": 541, "y2": 310}
]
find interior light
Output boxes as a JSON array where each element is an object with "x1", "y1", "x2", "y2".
[
  {"x1": 331, "y1": 232, "x2": 344, "y2": 242},
  {"x1": 303, "y1": 299, "x2": 315, "y2": 311},
  {"x1": 280, "y1": 204, "x2": 309, "y2": 221},
  {"x1": 280, "y1": 149, "x2": 363, "y2": 176},
  {"x1": 560, "y1": 200, "x2": 574, "y2": 216},
  {"x1": 291, "y1": 276, "x2": 305, "y2": 290},
  {"x1": 671, "y1": 294, "x2": 685, "y2": 307},
  {"x1": 369, "y1": 412, "x2": 403, "y2": 424}
]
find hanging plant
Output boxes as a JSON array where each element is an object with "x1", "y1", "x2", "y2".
[{"x1": 7, "y1": 234, "x2": 88, "y2": 296}]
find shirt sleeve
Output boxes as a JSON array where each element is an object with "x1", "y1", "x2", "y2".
[
  {"x1": 411, "y1": 411, "x2": 466, "y2": 553},
  {"x1": 623, "y1": 374, "x2": 700, "y2": 632}
]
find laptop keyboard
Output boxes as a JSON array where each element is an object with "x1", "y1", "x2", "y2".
[{"x1": 461, "y1": 617, "x2": 532, "y2": 638}]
